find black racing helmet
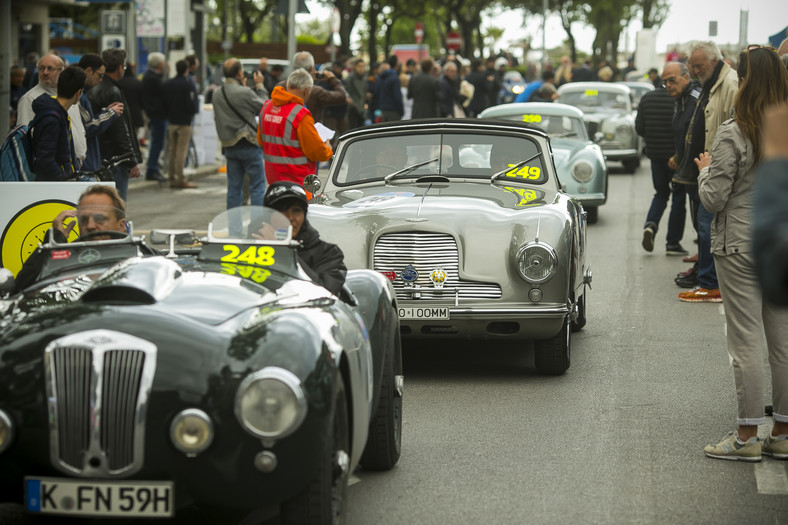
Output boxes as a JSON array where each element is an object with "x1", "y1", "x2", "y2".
[{"x1": 264, "y1": 181, "x2": 308, "y2": 214}]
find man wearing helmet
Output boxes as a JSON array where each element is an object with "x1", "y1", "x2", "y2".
[{"x1": 262, "y1": 181, "x2": 346, "y2": 295}]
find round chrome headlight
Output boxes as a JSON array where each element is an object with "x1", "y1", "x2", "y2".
[
  {"x1": 571, "y1": 160, "x2": 594, "y2": 182},
  {"x1": 170, "y1": 409, "x2": 214, "y2": 456},
  {"x1": 616, "y1": 124, "x2": 632, "y2": 139},
  {"x1": 235, "y1": 368, "x2": 306, "y2": 439},
  {"x1": 516, "y1": 242, "x2": 558, "y2": 283},
  {"x1": 0, "y1": 409, "x2": 14, "y2": 455}
]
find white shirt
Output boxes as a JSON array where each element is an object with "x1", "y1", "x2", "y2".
[{"x1": 16, "y1": 84, "x2": 87, "y2": 165}]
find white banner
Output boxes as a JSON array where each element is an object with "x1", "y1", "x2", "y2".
[
  {"x1": 0, "y1": 182, "x2": 109, "y2": 276},
  {"x1": 137, "y1": 0, "x2": 166, "y2": 38}
]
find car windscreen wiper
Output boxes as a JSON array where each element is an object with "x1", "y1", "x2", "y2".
[
  {"x1": 384, "y1": 157, "x2": 440, "y2": 184},
  {"x1": 490, "y1": 153, "x2": 541, "y2": 183},
  {"x1": 551, "y1": 131, "x2": 578, "y2": 138}
]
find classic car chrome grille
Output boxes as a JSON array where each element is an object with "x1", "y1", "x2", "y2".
[
  {"x1": 373, "y1": 232, "x2": 502, "y2": 300},
  {"x1": 45, "y1": 330, "x2": 157, "y2": 478}
]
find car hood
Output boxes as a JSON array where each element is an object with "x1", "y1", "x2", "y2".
[
  {"x1": 310, "y1": 181, "x2": 572, "y2": 270},
  {"x1": 580, "y1": 108, "x2": 629, "y2": 123},
  {"x1": 550, "y1": 138, "x2": 588, "y2": 171}
]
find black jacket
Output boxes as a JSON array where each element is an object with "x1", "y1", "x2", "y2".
[
  {"x1": 408, "y1": 72, "x2": 441, "y2": 119},
  {"x1": 118, "y1": 72, "x2": 145, "y2": 129},
  {"x1": 672, "y1": 81, "x2": 702, "y2": 165},
  {"x1": 88, "y1": 75, "x2": 141, "y2": 166},
  {"x1": 141, "y1": 69, "x2": 167, "y2": 120},
  {"x1": 163, "y1": 75, "x2": 197, "y2": 125},
  {"x1": 439, "y1": 75, "x2": 465, "y2": 118},
  {"x1": 635, "y1": 86, "x2": 676, "y2": 160},
  {"x1": 296, "y1": 219, "x2": 347, "y2": 296},
  {"x1": 30, "y1": 94, "x2": 76, "y2": 181}
]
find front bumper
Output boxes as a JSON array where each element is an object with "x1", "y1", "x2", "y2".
[{"x1": 599, "y1": 148, "x2": 638, "y2": 160}]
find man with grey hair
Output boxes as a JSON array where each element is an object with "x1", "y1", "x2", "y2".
[
  {"x1": 671, "y1": 40, "x2": 738, "y2": 303},
  {"x1": 289, "y1": 51, "x2": 348, "y2": 123},
  {"x1": 17, "y1": 54, "x2": 87, "y2": 166},
  {"x1": 258, "y1": 68, "x2": 332, "y2": 186},
  {"x1": 212, "y1": 57, "x2": 269, "y2": 211},
  {"x1": 142, "y1": 51, "x2": 168, "y2": 181}
]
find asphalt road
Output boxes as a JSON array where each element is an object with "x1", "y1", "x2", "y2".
[{"x1": 124, "y1": 159, "x2": 788, "y2": 524}]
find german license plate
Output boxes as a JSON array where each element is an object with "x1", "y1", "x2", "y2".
[
  {"x1": 398, "y1": 307, "x2": 450, "y2": 320},
  {"x1": 25, "y1": 477, "x2": 173, "y2": 517}
]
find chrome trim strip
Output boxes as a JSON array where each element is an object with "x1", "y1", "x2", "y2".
[
  {"x1": 44, "y1": 330, "x2": 157, "y2": 478},
  {"x1": 400, "y1": 306, "x2": 570, "y2": 316}
]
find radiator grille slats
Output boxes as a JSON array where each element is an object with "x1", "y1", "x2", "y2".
[
  {"x1": 101, "y1": 350, "x2": 145, "y2": 471},
  {"x1": 373, "y1": 232, "x2": 501, "y2": 300},
  {"x1": 54, "y1": 347, "x2": 91, "y2": 469}
]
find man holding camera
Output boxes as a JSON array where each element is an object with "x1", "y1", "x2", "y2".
[{"x1": 212, "y1": 57, "x2": 269, "y2": 211}]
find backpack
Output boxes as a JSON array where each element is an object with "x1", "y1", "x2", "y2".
[{"x1": 1, "y1": 110, "x2": 60, "y2": 182}]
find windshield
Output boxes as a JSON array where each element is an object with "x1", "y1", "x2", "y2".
[
  {"x1": 493, "y1": 113, "x2": 587, "y2": 139},
  {"x1": 207, "y1": 206, "x2": 293, "y2": 242},
  {"x1": 333, "y1": 132, "x2": 547, "y2": 186},
  {"x1": 559, "y1": 88, "x2": 631, "y2": 111}
]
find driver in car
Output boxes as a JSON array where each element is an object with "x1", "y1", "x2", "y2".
[
  {"x1": 12, "y1": 185, "x2": 128, "y2": 293},
  {"x1": 257, "y1": 181, "x2": 347, "y2": 296}
]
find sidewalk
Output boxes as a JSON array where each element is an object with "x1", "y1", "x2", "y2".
[{"x1": 129, "y1": 163, "x2": 223, "y2": 190}]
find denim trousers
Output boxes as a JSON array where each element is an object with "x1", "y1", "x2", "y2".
[
  {"x1": 147, "y1": 118, "x2": 167, "y2": 174},
  {"x1": 112, "y1": 163, "x2": 131, "y2": 202},
  {"x1": 696, "y1": 202, "x2": 718, "y2": 289},
  {"x1": 645, "y1": 158, "x2": 686, "y2": 246},
  {"x1": 223, "y1": 141, "x2": 266, "y2": 210}
]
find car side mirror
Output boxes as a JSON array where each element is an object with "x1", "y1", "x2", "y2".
[{"x1": 304, "y1": 174, "x2": 321, "y2": 195}]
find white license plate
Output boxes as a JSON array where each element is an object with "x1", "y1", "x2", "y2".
[
  {"x1": 25, "y1": 477, "x2": 173, "y2": 517},
  {"x1": 398, "y1": 307, "x2": 450, "y2": 320}
]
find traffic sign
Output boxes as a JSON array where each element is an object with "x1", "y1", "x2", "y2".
[
  {"x1": 446, "y1": 31, "x2": 462, "y2": 51},
  {"x1": 415, "y1": 22, "x2": 424, "y2": 44}
]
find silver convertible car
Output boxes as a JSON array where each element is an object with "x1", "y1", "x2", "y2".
[
  {"x1": 479, "y1": 102, "x2": 608, "y2": 224},
  {"x1": 556, "y1": 81, "x2": 641, "y2": 173},
  {"x1": 308, "y1": 119, "x2": 591, "y2": 375}
]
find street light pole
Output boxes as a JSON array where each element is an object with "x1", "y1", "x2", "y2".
[
  {"x1": 287, "y1": 0, "x2": 296, "y2": 63},
  {"x1": 542, "y1": 0, "x2": 548, "y2": 68}
]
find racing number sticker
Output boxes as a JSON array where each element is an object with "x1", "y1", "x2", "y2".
[
  {"x1": 584, "y1": 89, "x2": 599, "y2": 96},
  {"x1": 521, "y1": 114, "x2": 542, "y2": 123},
  {"x1": 504, "y1": 187, "x2": 540, "y2": 206},
  {"x1": 504, "y1": 164, "x2": 541, "y2": 180},
  {"x1": 219, "y1": 244, "x2": 276, "y2": 283},
  {"x1": 221, "y1": 245, "x2": 276, "y2": 266}
]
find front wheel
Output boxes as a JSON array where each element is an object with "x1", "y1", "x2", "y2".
[
  {"x1": 359, "y1": 329, "x2": 403, "y2": 471},
  {"x1": 571, "y1": 292, "x2": 587, "y2": 332},
  {"x1": 534, "y1": 317, "x2": 571, "y2": 375},
  {"x1": 280, "y1": 377, "x2": 350, "y2": 525},
  {"x1": 622, "y1": 158, "x2": 639, "y2": 174},
  {"x1": 585, "y1": 206, "x2": 598, "y2": 224}
]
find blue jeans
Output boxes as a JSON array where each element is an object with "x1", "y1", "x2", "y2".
[
  {"x1": 696, "y1": 202, "x2": 718, "y2": 289},
  {"x1": 147, "y1": 118, "x2": 167, "y2": 175},
  {"x1": 113, "y1": 163, "x2": 131, "y2": 202},
  {"x1": 223, "y1": 141, "x2": 266, "y2": 210},
  {"x1": 645, "y1": 158, "x2": 686, "y2": 246}
]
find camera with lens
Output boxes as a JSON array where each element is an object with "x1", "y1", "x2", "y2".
[{"x1": 315, "y1": 72, "x2": 325, "y2": 80}]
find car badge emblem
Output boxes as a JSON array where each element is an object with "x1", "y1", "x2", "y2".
[
  {"x1": 429, "y1": 268, "x2": 447, "y2": 289},
  {"x1": 380, "y1": 271, "x2": 397, "y2": 282},
  {"x1": 401, "y1": 265, "x2": 419, "y2": 287},
  {"x1": 78, "y1": 249, "x2": 101, "y2": 264}
]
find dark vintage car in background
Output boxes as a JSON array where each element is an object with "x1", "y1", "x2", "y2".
[
  {"x1": 479, "y1": 102, "x2": 608, "y2": 224},
  {"x1": 308, "y1": 119, "x2": 591, "y2": 376},
  {"x1": 556, "y1": 81, "x2": 642, "y2": 173},
  {"x1": 0, "y1": 207, "x2": 402, "y2": 524}
]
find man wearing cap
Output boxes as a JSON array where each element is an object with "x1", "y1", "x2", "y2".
[{"x1": 262, "y1": 181, "x2": 346, "y2": 295}]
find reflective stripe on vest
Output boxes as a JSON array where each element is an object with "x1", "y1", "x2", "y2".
[{"x1": 260, "y1": 100, "x2": 316, "y2": 180}]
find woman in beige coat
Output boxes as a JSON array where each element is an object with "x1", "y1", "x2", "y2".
[{"x1": 696, "y1": 47, "x2": 788, "y2": 462}]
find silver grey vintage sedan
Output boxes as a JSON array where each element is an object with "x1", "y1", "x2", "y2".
[
  {"x1": 556, "y1": 81, "x2": 641, "y2": 173},
  {"x1": 308, "y1": 119, "x2": 591, "y2": 375},
  {"x1": 479, "y1": 102, "x2": 608, "y2": 224}
]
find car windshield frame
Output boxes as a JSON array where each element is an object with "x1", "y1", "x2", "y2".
[
  {"x1": 331, "y1": 130, "x2": 551, "y2": 187},
  {"x1": 487, "y1": 112, "x2": 588, "y2": 141}
]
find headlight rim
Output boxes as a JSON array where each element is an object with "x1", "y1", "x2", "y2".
[
  {"x1": 516, "y1": 241, "x2": 559, "y2": 284},
  {"x1": 570, "y1": 159, "x2": 595, "y2": 183},
  {"x1": 235, "y1": 367, "x2": 307, "y2": 440},
  {"x1": 0, "y1": 409, "x2": 14, "y2": 455},
  {"x1": 170, "y1": 408, "x2": 214, "y2": 456}
]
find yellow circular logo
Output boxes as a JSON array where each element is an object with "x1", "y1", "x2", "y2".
[{"x1": 1, "y1": 200, "x2": 80, "y2": 276}]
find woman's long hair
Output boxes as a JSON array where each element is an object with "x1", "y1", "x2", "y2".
[{"x1": 734, "y1": 48, "x2": 788, "y2": 162}]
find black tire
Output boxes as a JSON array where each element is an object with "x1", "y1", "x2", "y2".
[
  {"x1": 571, "y1": 292, "x2": 587, "y2": 332},
  {"x1": 534, "y1": 316, "x2": 571, "y2": 375},
  {"x1": 281, "y1": 377, "x2": 349, "y2": 525},
  {"x1": 585, "y1": 206, "x2": 598, "y2": 224},
  {"x1": 622, "y1": 158, "x2": 638, "y2": 174},
  {"x1": 359, "y1": 330, "x2": 403, "y2": 471}
]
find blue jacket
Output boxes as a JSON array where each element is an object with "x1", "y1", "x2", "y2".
[
  {"x1": 376, "y1": 69, "x2": 404, "y2": 115},
  {"x1": 30, "y1": 94, "x2": 76, "y2": 181},
  {"x1": 514, "y1": 80, "x2": 543, "y2": 103},
  {"x1": 78, "y1": 88, "x2": 118, "y2": 173}
]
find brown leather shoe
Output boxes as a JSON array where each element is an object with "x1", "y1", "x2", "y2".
[
  {"x1": 170, "y1": 182, "x2": 198, "y2": 189},
  {"x1": 683, "y1": 253, "x2": 698, "y2": 263}
]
